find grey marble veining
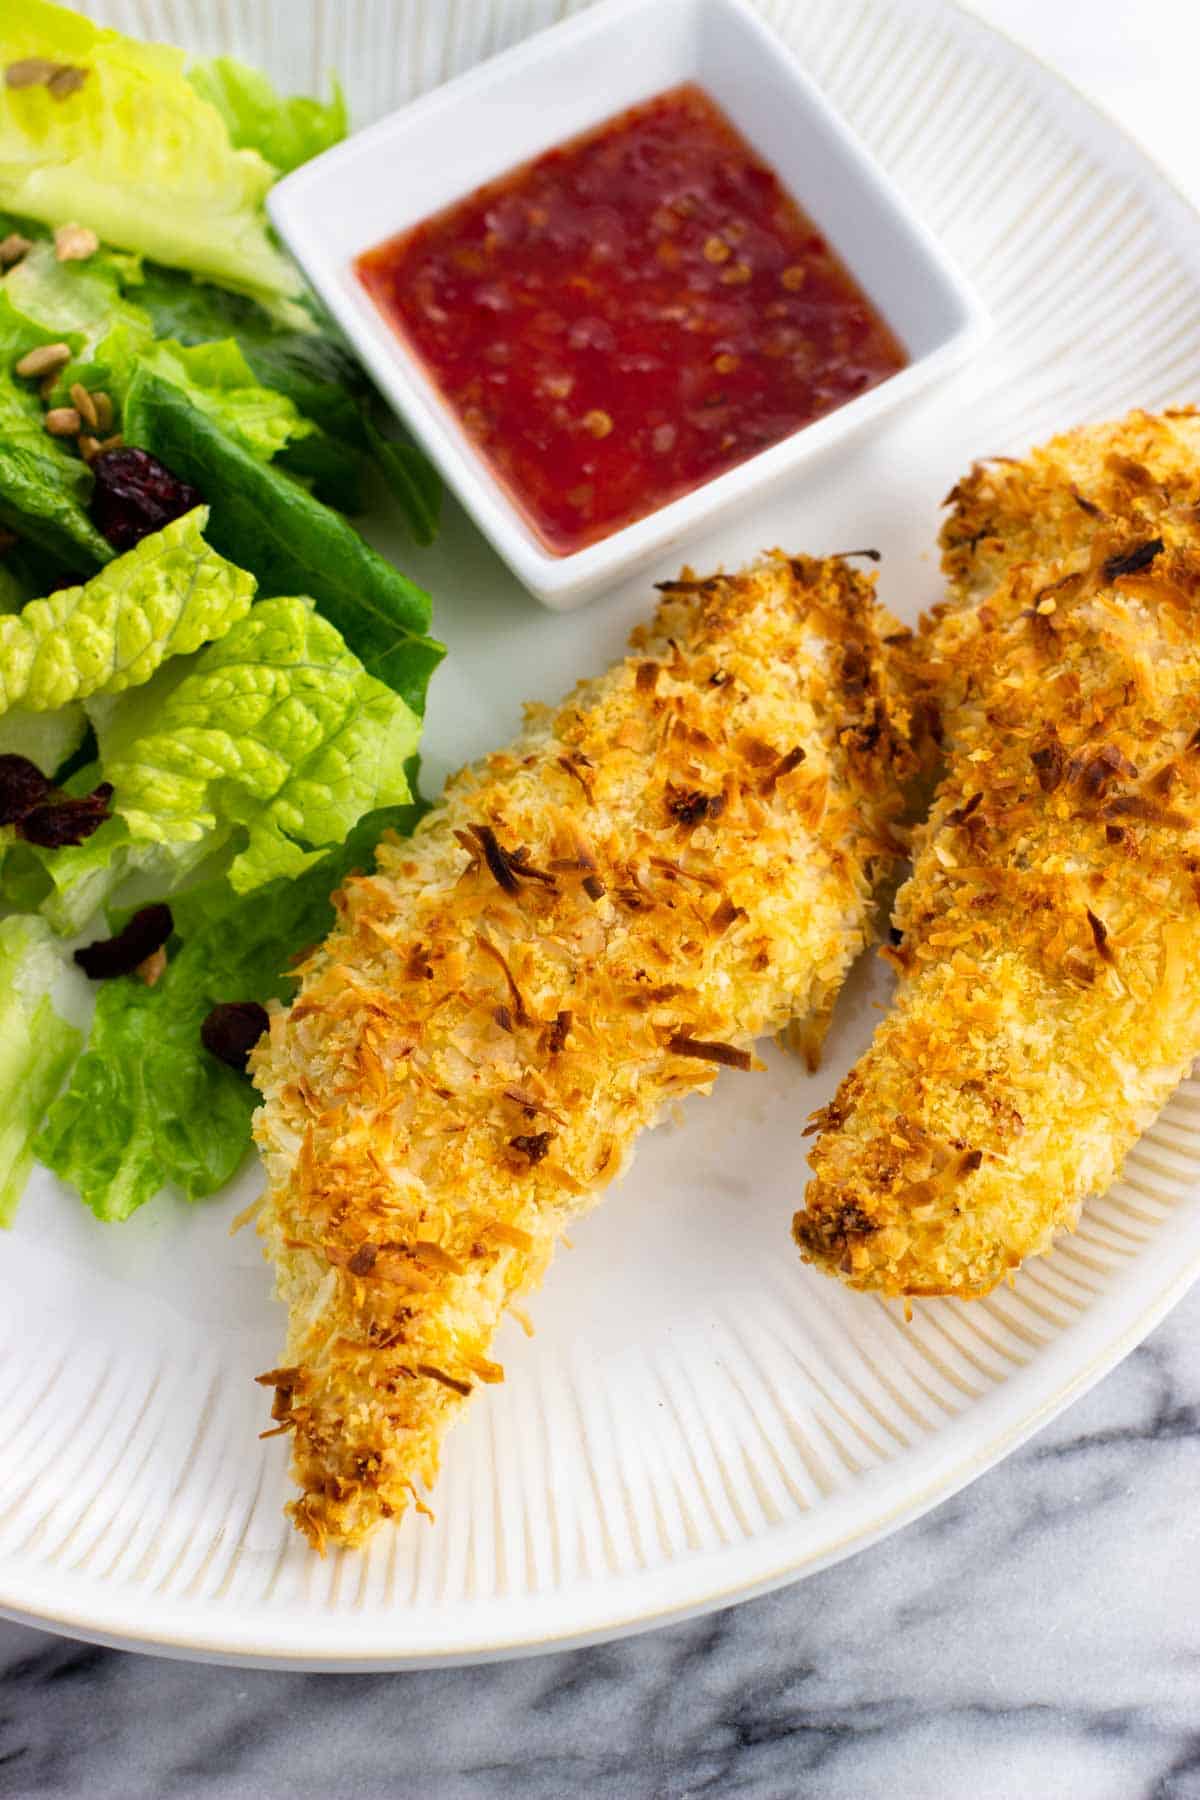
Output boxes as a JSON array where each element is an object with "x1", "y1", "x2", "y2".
[{"x1": 2, "y1": 1283, "x2": 1199, "y2": 1800}]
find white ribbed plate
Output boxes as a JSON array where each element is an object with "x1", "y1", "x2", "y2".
[{"x1": 4, "y1": 0, "x2": 1200, "y2": 1669}]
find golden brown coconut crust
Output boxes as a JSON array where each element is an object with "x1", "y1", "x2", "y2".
[
  {"x1": 797, "y1": 411, "x2": 1200, "y2": 1297},
  {"x1": 253, "y1": 553, "x2": 915, "y2": 1548}
]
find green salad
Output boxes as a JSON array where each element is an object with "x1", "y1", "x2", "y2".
[{"x1": 0, "y1": 0, "x2": 445, "y2": 1224}]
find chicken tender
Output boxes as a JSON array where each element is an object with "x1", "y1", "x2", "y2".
[
  {"x1": 253, "y1": 554, "x2": 914, "y2": 1548},
  {"x1": 796, "y1": 412, "x2": 1200, "y2": 1297},
  {"x1": 940, "y1": 406, "x2": 1200, "y2": 605}
]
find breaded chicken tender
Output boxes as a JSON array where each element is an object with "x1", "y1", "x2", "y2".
[
  {"x1": 796, "y1": 410, "x2": 1200, "y2": 1297},
  {"x1": 253, "y1": 554, "x2": 914, "y2": 1548},
  {"x1": 940, "y1": 407, "x2": 1200, "y2": 605}
]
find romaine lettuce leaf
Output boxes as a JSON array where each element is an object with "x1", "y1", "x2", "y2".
[
  {"x1": 0, "y1": 386, "x2": 110, "y2": 567},
  {"x1": 142, "y1": 337, "x2": 313, "y2": 463},
  {"x1": 0, "y1": 702, "x2": 87, "y2": 775},
  {"x1": 363, "y1": 414, "x2": 442, "y2": 547},
  {"x1": 105, "y1": 595, "x2": 421, "y2": 892},
  {"x1": 5, "y1": 574, "x2": 423, "y2": 929},
  {"x1": 8, "y1": 811, "x2": 212, "y2": 938},
  {"x1": 0, "y1": 0, "x2": 299, "y2": 300},
  {"x1": 0, "y1": 506, "x2": 255, "y2": 714},
  {"x1": 0, "y1": 734, "x2": 228, "y2": 934},
  {"x1": 0, "y1": 562, "x2": 26, "y2": 612},
  {"x1": 2, "y1": 237, "x2": 151, "y2": 368},
  {"x1": 3, "y1": 244, "x2": 313, "y2": 464},
  {"x1": 0, "y1": 354, "x2": 112, "y2": 569},
  {"x1": 274, "y1": 426, "x2": 365, "y2": 515},
  {"x1": 35, "y1": 799, "x2": 421, "y2": 1221},
  {"x1": 34, "y1": 929, "x2": 257, "y2": 1222},
  {"x1": 132, "y1": 264, "x2": 370, "y2": 447},
  {"x1": 0, "y1": 535, "x2": 75, "y2": 610},
  {"x1": 0, "y1": 913, "x2": 82, "y2": 1225},
  {"x1": 123, "y1": 369, "x2": 444, "y2": 712},
  {"x1": 35, "y1": 256, "x2": 440, "y2": 531},
  {"x1": 126, "y1": 268, "x2": 442, "y2": 534},
  {"x1": 187, "y1": 57, "x2": 347, "y2": 175},
  {"x1": 69, "y1": 321, "x2": 313, "y2": 464}
]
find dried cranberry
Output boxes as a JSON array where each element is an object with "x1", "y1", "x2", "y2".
[
  {"x1": 90, "y1": 447, "x2": 202, "y2": 552},
  {"x1": 75, "y1": 903, "x2": 173, "y2": 981},
  {"x1": 0, "y1": 753, "x2": 54, "y2": 825},
  {"x1": 20, "y1": 781, "x2": 114, "y2": 847},
  {"x1": 201, "y1": 1001, "x2": 269, "y2": 1073}
]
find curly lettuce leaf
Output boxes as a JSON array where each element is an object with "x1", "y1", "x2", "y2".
[
  {"x1": 106, "y1": 595, "x2": 421, "y2": 892},
  {"x1": 187, "y1": 57, "x2": 347, "y2": 176},
  {"x1": 123, "y1": 369, "x2": 444, "y2": 712},
  {"x1": 0, "y1": 506, "x2": 255, "y2": 715},
  {"x1": 0, "y1": 913, "x2": 82, "y2": 1225},
  {"x1": 0, "y1": 0, "x2": 299, "y2": 299},
  {"x1": 35, "y1": 799, "x2": 420, "y2": 1221}
]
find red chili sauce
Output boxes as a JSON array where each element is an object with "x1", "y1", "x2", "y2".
[{"x1": 357, "y1": 84, "x2": 907, "y2": 556}]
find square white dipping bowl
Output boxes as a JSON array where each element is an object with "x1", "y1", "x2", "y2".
[{"x1": 269, "y1": 0, "x2": 988, "y2": 610}]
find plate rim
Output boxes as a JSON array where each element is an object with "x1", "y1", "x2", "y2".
[
  {"x1": 1, "y1": 1197, "x2": 1197, "y2": 1669},
  {"x1": 4, "y1": 0, "x2": 1200, "y2": 1668}
]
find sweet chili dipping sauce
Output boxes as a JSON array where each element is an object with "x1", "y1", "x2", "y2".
[{"x1": 357, "y1": 84, "x2": 907, "y2": 555}]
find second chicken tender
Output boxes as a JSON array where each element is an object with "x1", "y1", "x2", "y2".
[
  {"x1": 797, "y1": 411, "x2": 1200, "y2": 1296},
  {"x1": 940, "y1": 406, "x2": 1200, "y2": 604},
  {"x1": 253, "y1": 553, "x2": 915, "y2": 1548}
]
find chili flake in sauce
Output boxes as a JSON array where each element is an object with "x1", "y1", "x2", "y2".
[{"x1": 357, "y1": 84, "x2": 907, "y2": 556}]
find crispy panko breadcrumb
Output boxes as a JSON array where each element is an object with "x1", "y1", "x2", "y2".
[
  {"x1": 796, "y1": 410, "x2": 1200, "y2": 1297},
  {"x1": 253, "y1": 554, "x2": 915, "y2": 1548}
]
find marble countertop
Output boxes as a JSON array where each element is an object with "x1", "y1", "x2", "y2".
[{"x1": 3, "y1": 5, "x2": 1199, "y2": 1798}]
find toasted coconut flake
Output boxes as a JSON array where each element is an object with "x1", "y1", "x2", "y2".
[
  {"x1": 416, "y1": 1364, "x2": 473, "y2": 1397},
  {"x1": 667, "y1": 1033, "x2": 754, "y2": 1070},
  {"x1": 1103, "y1": 536, "x2": 1164, "y2": 581},
  {"x1": 476, "y1": 932, "x2": 531, "y2": 1024},
  {"x1": 709, "y1": 894, "x2": 747, "y2": 936},
  {"x1": 1086, "y1": 907, "x2": 1114, "y2": 962},
  {"x1": 556, "y1": 753, "x2": 595, "y2": 802},
  {"x1": 759, "y1": 745, "x2": 807, "y2": 795},
  {"x1": 469, "y1": 823, "x2": 557, "y2": 894}
]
